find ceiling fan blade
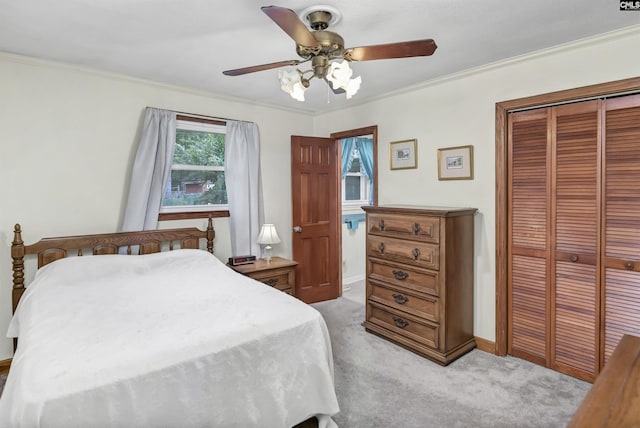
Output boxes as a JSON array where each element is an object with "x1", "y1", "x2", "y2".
[
  {"x1": 261, "y1": 6, "x2": 318, "y2": 48},
  {"x1": 223, "y1": 60, "x2": 303, "y2": 76},
  {"x1": 345, "y1": 39, "x2": 437, "y2": 62}
]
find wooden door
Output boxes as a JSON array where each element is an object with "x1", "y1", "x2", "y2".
[
  {"x1": 602, "y1": 94, "x2": 640, "y2": 365},
  {"x1": 508, "y1": 108, "x2": 550, "y2": 367},
  {"x1": 550, "y1": 101, "x2": 600, "y2": 381},
  {"x1": 508, "y1": 102, "x2": 601, "y2": 381},
  {"x1": 291, "y1": 135, "x2": 341, "y2": 303}
]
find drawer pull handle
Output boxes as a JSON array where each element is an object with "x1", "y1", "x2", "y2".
[
  {"x1": 413, "y1": 223, "x2": 420, "y2": 235},
  {"x1": 392, "y1": 270, "x2": 409, "y2": 280},
  {"x1": 625, "y1": 261, "x2": 635, "y2": 270},
  {"x1": 379, "y1": 242, "x2": 385, "y2": 254},
  {"x1": 570, "y1": 254, "x2": 579, "y2": 263},
  {"x1": 392, "y1": 293, "x2": 409, "y2": 304},
  {"x1": 379, "y1": 219, "x2": 385, "y2": 231},
  {"x1": 264, "y1": 278, "x2": 279, "y2": 286},
  {"x1": 412, "y1": 248, "x2": 420, "y2": 260},
  {"x1": 392, "y1": 316, "x2": 409, "y2": 329}
]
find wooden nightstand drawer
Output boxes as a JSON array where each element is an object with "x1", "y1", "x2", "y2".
[
  {"x1": 246, "y1": 269, "x2": 293, "y2": 292},
  {"x1": 228, "y1": 257, "x2": 298, "y2": 296}
]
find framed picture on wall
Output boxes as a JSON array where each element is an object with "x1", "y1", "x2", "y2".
[
  {"x1": 390, "y1": 139, "x2": 417, "y2": 170},
  {"x1": 437, "y1": 145, "x2": 474, "y2": 180}
]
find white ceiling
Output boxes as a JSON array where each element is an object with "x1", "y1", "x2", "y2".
[{"x1": 1, "y1": 1, "x2": 638, "y2": 113}]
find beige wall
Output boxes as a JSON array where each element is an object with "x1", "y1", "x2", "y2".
[
  {"x1": 1, "y1": 25, "x2": 639, "y2": 360},
  {"x1": 313, "y1": 26, "x2": 640, "y2": 342},
  {"x1": 0, "y1": 53, "x2": 314, "y2": 359}
]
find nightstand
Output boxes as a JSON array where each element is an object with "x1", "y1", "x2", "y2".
[{"x1": 228, "y1": 257, "x2": 298, "y2": 296}]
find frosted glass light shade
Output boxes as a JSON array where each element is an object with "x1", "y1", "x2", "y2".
[
  {"x1": 344, "y1": 75, "x2": 362, "y2": 99},
  {"x1": 278, "y1": 69, "x2": 307, "y2": 101},
  {"x1": 326, "y1": 60, "x2": 361, "y2": 99}
]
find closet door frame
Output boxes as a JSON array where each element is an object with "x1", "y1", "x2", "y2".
[{"x1": 495, "y1": 76, "x2": 640, "y2": 357}]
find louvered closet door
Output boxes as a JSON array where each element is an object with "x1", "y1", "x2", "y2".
[
  {"x1": 551, "y1": 102, "x2": 600, "y2": 381},
  {"x1": 508, "y1": 109, "x2": 549, "y2": 366},
  {"x1": 602, "y1": 94, "x2": 640, "y2": 364}
]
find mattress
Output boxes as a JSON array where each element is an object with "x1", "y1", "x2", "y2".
[{"x1": 0, "y1": 249, "x2": 339, "y2": 427}]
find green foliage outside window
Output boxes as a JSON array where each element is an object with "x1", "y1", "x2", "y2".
[
  {"x1": 173, "y1": 130, "x2": 224, "y2": 166},
  {"x1": 163, "y1": 129, "x2": 228, "y2": 207}
]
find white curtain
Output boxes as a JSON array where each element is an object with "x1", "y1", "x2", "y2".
[
  {"x1": 121, "y1": 108, "x2": 176, "y2": 231},
  {"x1": 224, "y1": 121, "x2": 265, "y2": 257}
]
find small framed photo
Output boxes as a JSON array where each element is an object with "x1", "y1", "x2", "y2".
[
  {"x1": 390, "y1": 139, "x2": 417, "y2": 170},
  {"x1": 437, "y1": 145, "x2": 474, "y2": 180}
]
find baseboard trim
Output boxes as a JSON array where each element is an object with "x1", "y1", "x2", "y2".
[
  {"x1": 475, "y1": 337, "x2": 496, "y2": 354},
  {"x1": 342, "y1": 274, "x2": 365, "y2": 285},
  {"x1": 0, "y1": 358, "x2": 11, "y2": 375}
]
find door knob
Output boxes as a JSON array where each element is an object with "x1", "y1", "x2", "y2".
[{"x1": 293, "y1": 226, "x2": 302, "y2": 233}]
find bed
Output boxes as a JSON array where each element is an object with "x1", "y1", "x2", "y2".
[{"x1": 1, "y1": 220, "x2": 339, "y2": 427}]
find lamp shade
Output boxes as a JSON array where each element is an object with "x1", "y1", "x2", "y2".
[{"x1": 256, "y1": 224, "x2": 281, "y2": 245}]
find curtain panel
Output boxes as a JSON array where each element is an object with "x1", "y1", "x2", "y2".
[
  {"x1": 355, "y1": 138, "x2": 374, "y2": 205},
  {"x1": 341, "y1": 137, "x2": 374, "y2": 205},
  {"x1": 121, "y1": 108, "x2": 176, "y2": 232},
  {"x1": 224, "y1": 121, "x2": 265, "y2": 257}
]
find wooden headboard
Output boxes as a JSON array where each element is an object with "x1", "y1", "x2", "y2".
[{"x1": 11, "y1": 218, "x2": 215, "y2": 314}]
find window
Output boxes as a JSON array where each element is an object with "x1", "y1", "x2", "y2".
[
  {"x1": 160, "y1": 119, "x2": 228, "y2": 215},
  {"x1": 342, "y1": 147, "x2": 372, "y2": 212}
]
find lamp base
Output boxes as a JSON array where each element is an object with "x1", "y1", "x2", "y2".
[{"x1": 263, "y1": 245, "x2": 273, "y2": 262}]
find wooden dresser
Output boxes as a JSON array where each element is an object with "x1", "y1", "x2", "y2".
[
  {"x1": 362, "y1": 205, "x2": 477, "y2": 365},
  {"x1": 568, "y1": 334, "x2": 640, "y2": 427},
  {"x1": 228, "y1": 257, "x2": 297, "y2": 296}
]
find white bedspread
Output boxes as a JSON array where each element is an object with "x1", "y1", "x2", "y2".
[{"x1": 0, "y1": 250, "x2": 339, "y2": 427}]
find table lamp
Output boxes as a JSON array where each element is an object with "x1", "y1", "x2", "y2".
[{"x1": 256, "y1": 224, "x2": 281, "y2": 262}]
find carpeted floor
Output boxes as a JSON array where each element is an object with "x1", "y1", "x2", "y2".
[{"x1": 312, "y1": 281, "x2": 591, "y2": 428}]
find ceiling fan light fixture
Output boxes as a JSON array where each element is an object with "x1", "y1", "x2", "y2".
[
  {"x1": 344, "y1": 75, "x2": 362, "y2": 100},
  {"x1": 326, "y1": 60, "x2": 361, "y2": 99},
  {"x1": 290, "y1": 82, "x2": 308, "y2": 101},
  {"x1": 278, "y1": 68, "x2": 308, "y2": 101},
  {"x1": 222, "y1": 6, "x2": 436, "y2": 104}
]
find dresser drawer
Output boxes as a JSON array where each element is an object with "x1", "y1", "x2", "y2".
[
  {"x1": 367, "y1": 235, "x2": 439, "y2": 270},
  {"x1": 367, "y1": 213, "x2": 439, "y2": 244},
  {"x1": 369, "y1": 258, "x2": 439, "y2": 296},
  {"x1": 367, "y1": 301, "x2": 439, "y2": 349},
  {"x1": 368, "y1": 280, "x2": 439, "y2": 322}
]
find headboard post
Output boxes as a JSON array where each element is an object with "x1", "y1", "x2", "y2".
[
  {"x1": 206, "y1": 216, "x2": 215, "y2": 254},
  {"x1": 11, "y1": 224, "x2": 26, "y2": 314}
]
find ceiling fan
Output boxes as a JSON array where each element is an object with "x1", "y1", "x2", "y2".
[{"x1": 222, "y1": 5, "x2": 437, "y2": 101}]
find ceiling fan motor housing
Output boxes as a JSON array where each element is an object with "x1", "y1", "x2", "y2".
[{"x1": 296, "y1": 30, "x2": 345, "y2": 59}]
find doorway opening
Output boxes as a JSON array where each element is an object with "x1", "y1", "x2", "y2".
[{"x1": 331, "y1": 126, "x2": 378, "y2": 298}]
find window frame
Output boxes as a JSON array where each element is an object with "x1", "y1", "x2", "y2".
[
  {"x1": 341, "y1": 146, "x2": 372, "y2": 213},
  {"x1": 158, "y1": 115, "x2": 230, "y2": 221}
]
